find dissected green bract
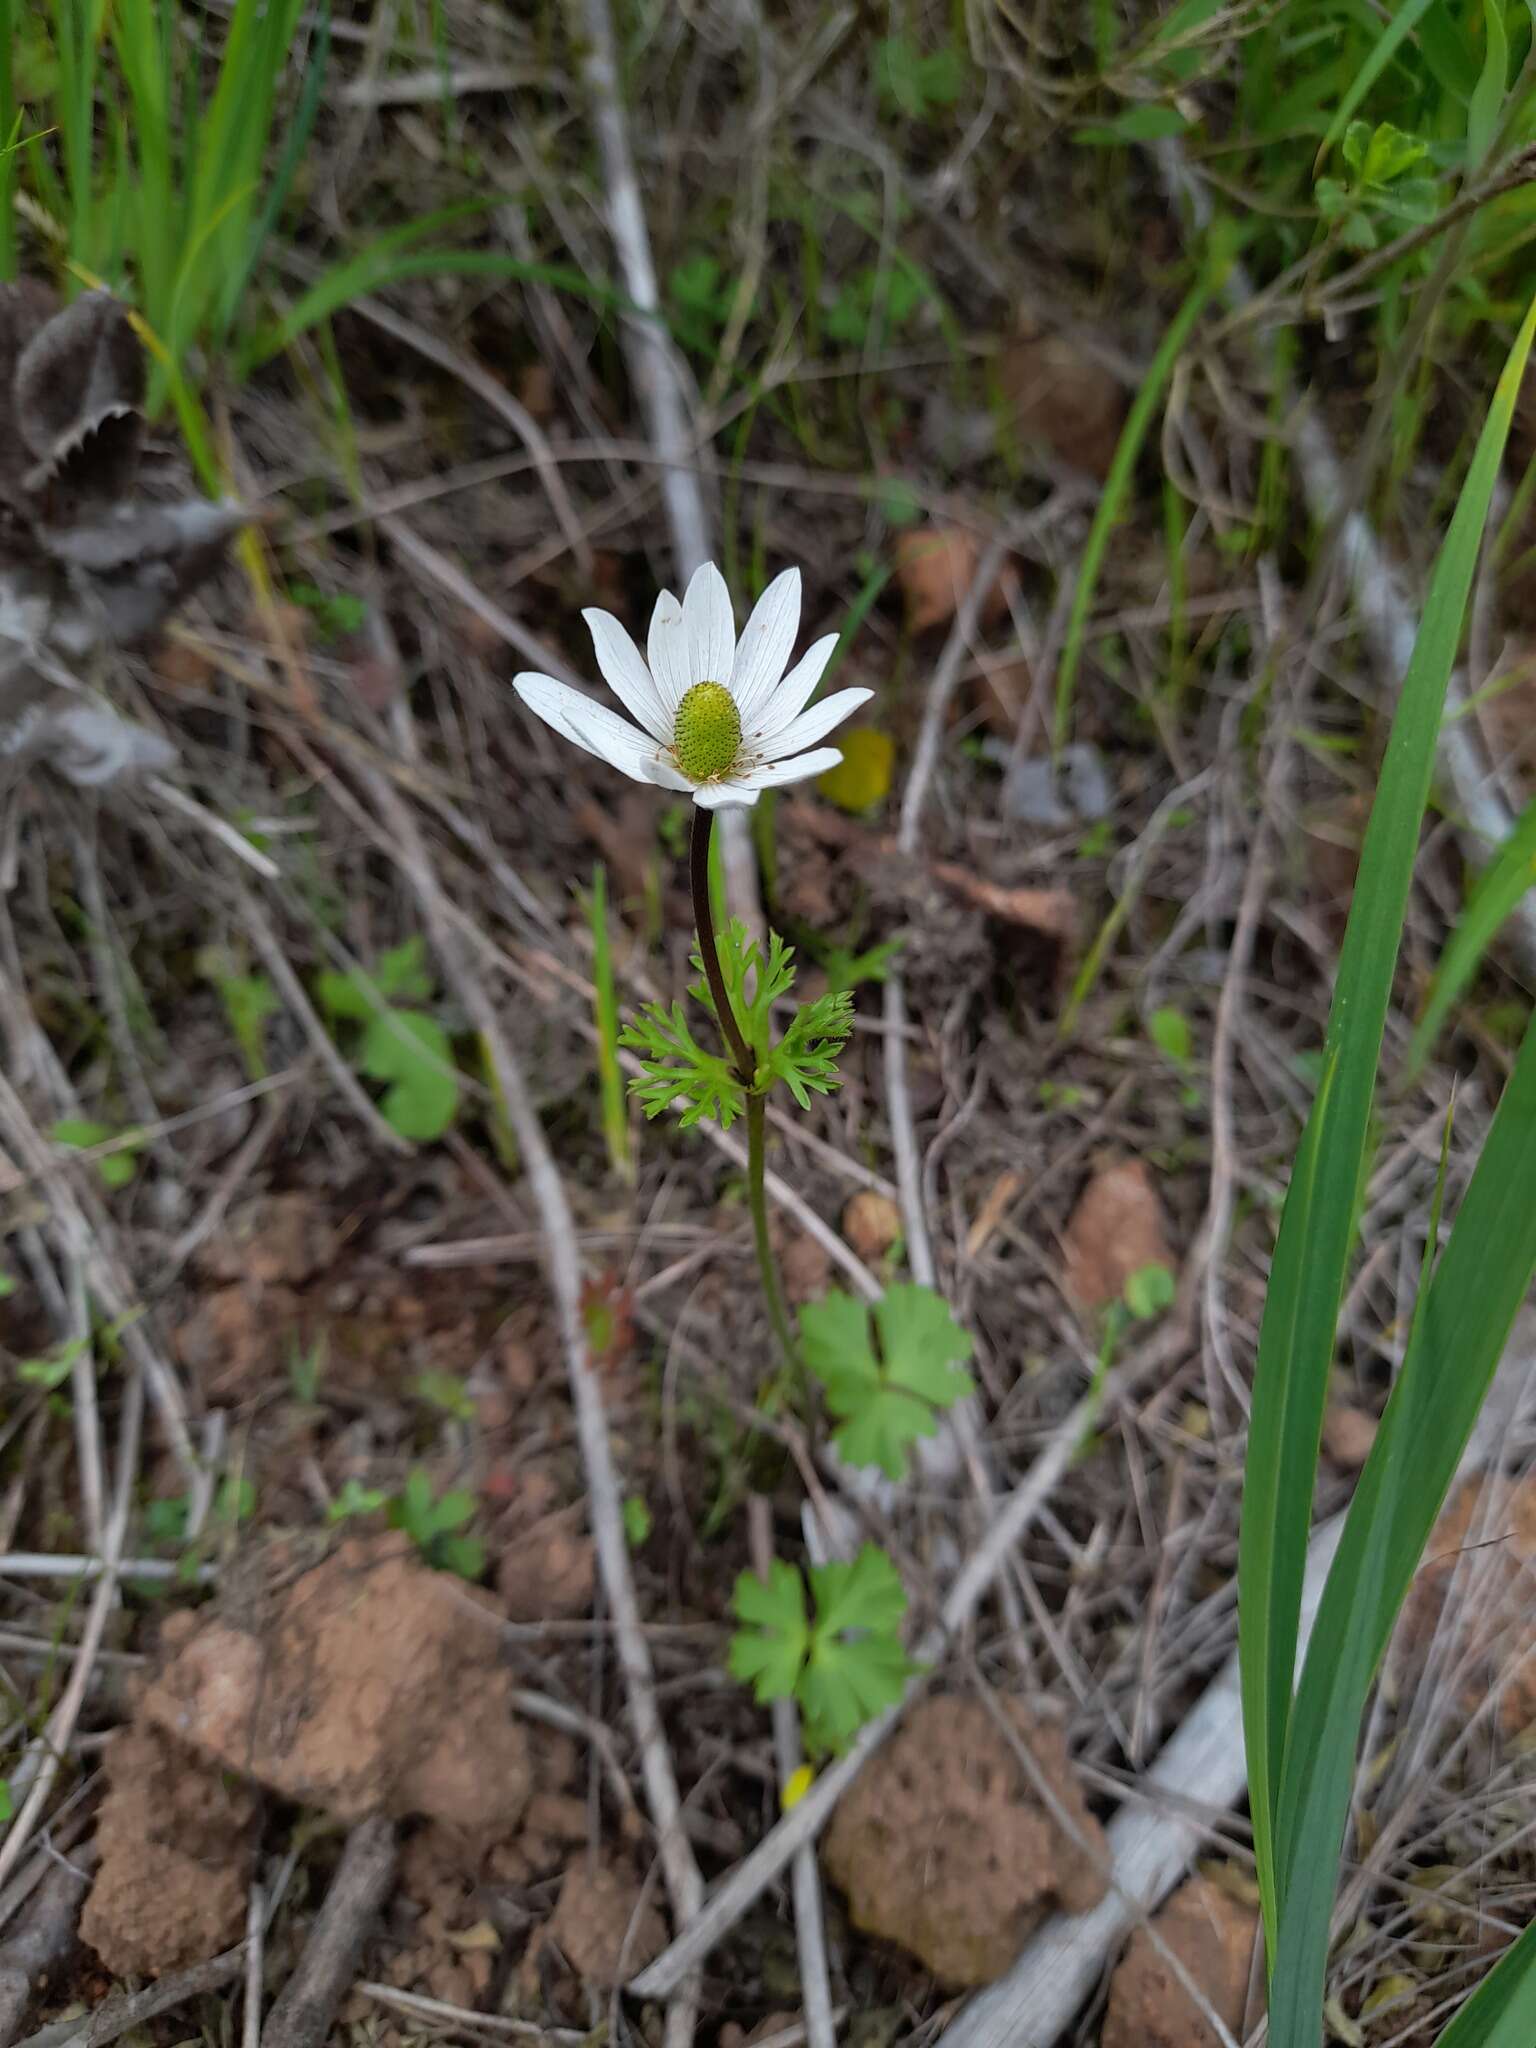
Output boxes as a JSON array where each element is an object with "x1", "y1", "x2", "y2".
[
  {"x1": 800, "y1": 1282, "x2": 974, "y2": 1480},
  {"x1": 728, "y1": 1543, "x2": 917, "y2": 1751}
]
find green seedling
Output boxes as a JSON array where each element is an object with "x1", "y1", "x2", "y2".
[
  {"x1": 414, "y1": 1370, "x2": 476, "y2": 1424},
  {"x1": 729, "y1": 1542, "x2": 918, "y2": 1752},
  {"x1": 317, "y1": 936, "x2": 459, "y2": 1143},
  {"x1": 799, "y1": 1283, "x2": 974, "y2": 1482},
  {"x1": 388, "y1": 1468, "x2": 484, "y2": 1580},
  {"x1": 873, "y1": 34, "x2": 964, "y2": 121},
  {"x1": 289, "y1": 1332, "x2": 327, "y2": 1405},
  {"x1": 623, "y1": 1496, "x2": 652, "y2": 1548},
  {"x1": 52, "y1": 1117, "x2": 146, "y2": 1189},
  {"x1": 327, "y1": 1477, "x2": 387, "y2": 1524}
]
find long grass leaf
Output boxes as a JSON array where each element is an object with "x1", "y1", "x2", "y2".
[
  {"x1": 1402, "y1": 789, "x2": 1536, "y2": 1080},
  {"x1": 1271, "y1": 992, "x2": 1536, "y2": 2044},
  {"x1": 0, "y1": 0, "x2": 15, "y2": 280},
  {"x1": 1432, "y1": 1921, "x2": 1536, "y2": 2046},
  {"x1": 1238, "y1": 287, "x2": 1536, "y2": 1948},
  {"x1": 247, "y1": 249, "x2": 619, "y2": 367}
]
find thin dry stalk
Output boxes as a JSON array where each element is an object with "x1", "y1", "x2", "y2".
[
  {"x1": 571, "y1": 0, "x2": 756, "y2": 942},
  {"x1": 260, "y1": 1818, "x2": 397, "y2": 2048},
  {"x1": 747, "y1": 1498, "x2": 836, "y2": 2048},
  {"x1": 362, "y1": 770, "x2": 706, "y2": 1971}
]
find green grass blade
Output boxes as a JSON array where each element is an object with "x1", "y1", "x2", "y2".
[
  {"x1": 0, "y1": 0, "x2": 15, "y2": 280},
  {"x1": 246, "y1": 247, "x2": 617, "y2": 368},
  {"x1": 1238, "y1": 287, "x2": 1536, "y2": 1949},
  {"x1": 1402, "y1": 789, "x2": 1536, "y2": 1081},
  {"x1": 585, "y1": 864, "x2": 632, "y2": 1186},
  {"x1": 1052, "y1": 239, "x2": 1227, "y2": 752},
  {"x1": 112, "y1": 0, "x2": 174, "y2": 332},
  {"x1": 1432, "y1": 1921, "x2": 1536, "y2": 2047},
  {"x1": 217, "y1": 0, "x2": 330, "y2": 341},
  {"x1": 1270, "y1": 995, "x2": 1536, "y2": 2044}
]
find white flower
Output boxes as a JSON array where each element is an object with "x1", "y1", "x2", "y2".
[{"x1": 514, "y1": 562, "x2": 871, "y2": 810}]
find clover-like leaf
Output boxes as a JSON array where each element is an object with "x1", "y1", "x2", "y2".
[
  {"x1": 801, "y1": 1282, "x2": 974, "y2": 1480},
  {"x1": 728, "y1": 1558, "x2": 810, "y2": 1704},
  {"x1": 801, "y1": 1545, "x2": 917, "y2": 1749},
  {"x1": 360, "y1": 1010, "x2": 459, "y2": 1141}
]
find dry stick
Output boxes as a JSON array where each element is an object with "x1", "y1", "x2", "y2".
[
  {"x1": 572, "y1": 0, "x2": 757, "y2": 938},
  {"x1": 0, "y1": 1039, "x2": 196, "y2": 1484},
  {"x1": 747, "y1": 1499, "x2": 836, "y2": 2048},
  {"x1": 878, "y1": 537, "x2": 1011, "y2": 1499},
  {"x1": 0, "y1": 1365, "x2": 143, "y2": 1896},
  {"x1": 364, "y1": 773, "x2": 706, "y2": 1969},
  {"x1": 0, "y1": 1846, "x2": 96, "y2": 2048},
  {"x1": 330, "y1": 284, "x2": 591, "y2": 575},
  {"x1": 235, "y1": 888, "x2": 411, "y2": 1154},
  {"x1": 259, "y1": 1817, "x2": 398, "y2": 2048},
  {"x1": 16, "y1": 1946, "x2": 247, "y2": 2048},
  {"x1": 242, "y1": 1881, "x2": 265, "y2": 2048}
]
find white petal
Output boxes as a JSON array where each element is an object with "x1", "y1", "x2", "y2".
[
  {"x1": 738, "y1": 748, "x2": 845, "y2": 790},
  {"x1": 515, "y1": 672, "x2": 678, "y2": 788},
  {"x1": 729, "y1": 568, "x2": 800, "y2": 723},
  {"x1": 583, "y1": 608, "x2": 670, "y2": 741},
  {"x1": 682, "y1": 561, "x2": 735, "y2": 688},
  {"x1": 748, "y1": 634, "x2": 840, "y2": 742},
  {"x1": 691, "y1": 779, "x2": 762, "y2": 810},
  {"x1": 647, "y1": 588, "x2": 690, "y2": 717},
  {"x1": 758, "y1": 687, "x2": 872, "y2": 762}
]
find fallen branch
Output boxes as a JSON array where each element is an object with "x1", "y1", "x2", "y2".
[
  {"x1": 0, "y1": 1848, "x2": 96, "y2": 2048},
  {"x1": 260, "y1": 1817, "x2": 397, "y2": 2048}
]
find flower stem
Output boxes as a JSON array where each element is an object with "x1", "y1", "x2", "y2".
[
  {"x1": 747, "y1": 1088, "x2": 799, "y2": 1374},
  {"x1": 690, "y1": 808, "x2": 754, "y2": 1084},
  {"x1": 690, "y1": 809, "x2": 798, "y2": 1376}
]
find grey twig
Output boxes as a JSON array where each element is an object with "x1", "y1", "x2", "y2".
[
  {"x1": 748, "y1": 1500, "x2": 835, "y2": 2048},
  {"x1": 15, "y1": 1944, "x2": 244, "y2": 2048},
  {"x1": 0, "y1": 1846, "x2": 96, "y2": 2048},
  {"x1": 572, "y1": 0, "x2": 757, "y2": 944},
  {"x1": 259, "y1": 1818, "x2": 398, "y2": 2048}
]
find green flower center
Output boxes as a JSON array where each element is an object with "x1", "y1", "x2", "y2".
[{"x1": 672, "y1": 680, "x2": 742, "y2": 783}]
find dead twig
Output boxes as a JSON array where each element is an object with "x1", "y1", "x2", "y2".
[
  {"x1": 748, "y1": 1499, "x2": 835, "y2": 2048},
  {"x1": 260, "y1": 1818, "x2": 398, "y2": 2048},
  {"x1": 16, "y1": 1945, "x2": 245, "y2": 2048},
  {"x1": 0, "y1": 1846, "x2": 96, "y2": 2048}
]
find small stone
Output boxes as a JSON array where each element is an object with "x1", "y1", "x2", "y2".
[
  {"x1": 1061, "y1": 1160, "x2": 1174, "y2": 1315},
  {"x1": 842, "y1": 1191, "x2": 902, "y2": 1260},
  {"x1": 1322, "y1": 1403, "x2": 1378, "y2": 1470}
]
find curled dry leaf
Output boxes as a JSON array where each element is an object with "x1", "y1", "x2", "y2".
[
  {"x1": 1060, "y1": 1158, "x2": 1174, "y2": 1314},
  {"x1": 999, "y1": 322, "x2": 1126, "y2": 483},
  {"x1": 842, "y1": 1189, "x2": 903, "y2": 1260},
  {"x1": 895, "y1": 524, "x2": 1010, "y2": 634}
]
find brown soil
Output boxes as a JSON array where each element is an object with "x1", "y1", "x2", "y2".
[
  {"x1": 140, "y1": 1533, "x2": 532, "y2": 1832},
  {"x1": 1102, "y1": 1875, "x2": 1260, "y2": 2048},
  {"x1": 518, "y1": 1854, "x2": 667, "y2": 2001},
  {"x1": 822, "y1": 1696, "x2": 1108, "y2": 1987},
  {"x1": 80, "y1": 1721, "x2": 259, "y2": 1977}
]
